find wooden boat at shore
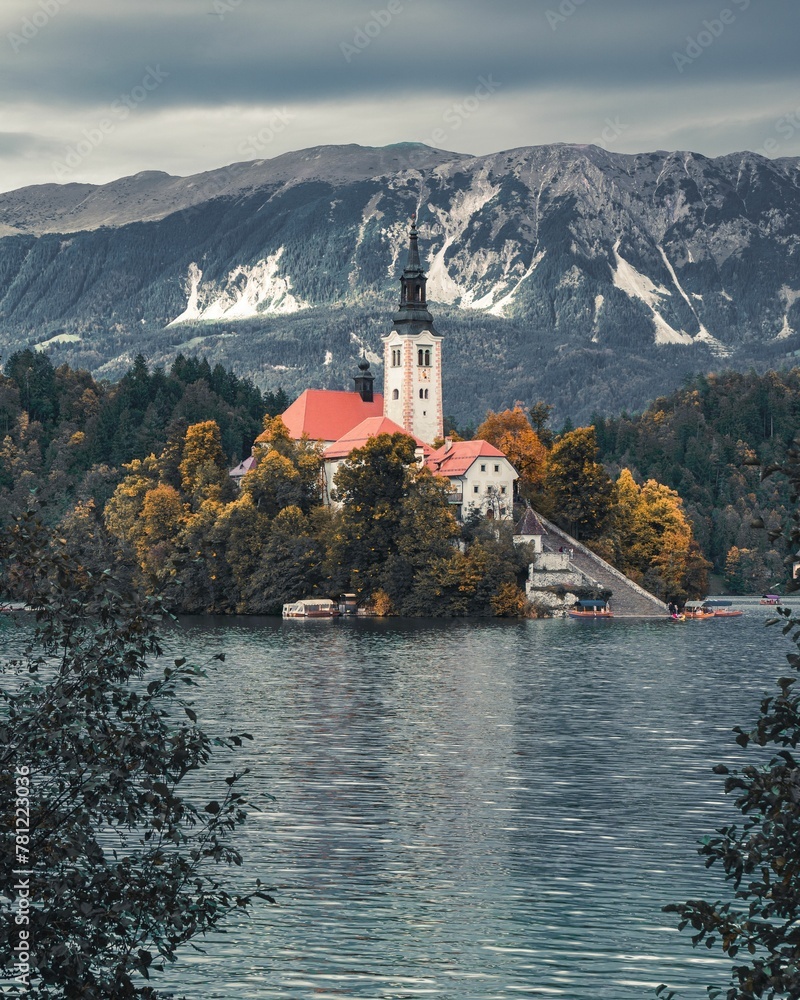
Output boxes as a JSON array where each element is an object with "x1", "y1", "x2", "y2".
[
  {"x1": 760, "y1": 594, "x2": 780, "y2": 605},
  {"x1": 282, "y1": 598, "x2": 340, "y2": 619},
  {"x1": 568, "y1": 599, "x2": 613, "y2": 619},
  {"x1": 684, "y1": 599, "x2": 742, "y2": 619}
]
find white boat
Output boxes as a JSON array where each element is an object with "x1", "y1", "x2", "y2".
[{"x1": 282, "y1": 598, "x2": 340, "y2": 619}]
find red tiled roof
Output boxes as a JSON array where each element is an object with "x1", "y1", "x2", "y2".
[
  {"x1": 426, "y1": 440, "x2": 515, "y2": 478},
  {"x1": 257, "y1": 389, "x2": 385, "y2": 444},
  {"x1": 323, "y1": 417, "x2": 429, "y2": 460}
]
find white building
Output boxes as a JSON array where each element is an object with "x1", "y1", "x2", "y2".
[
  {"x1": 426, "y1": 439, "x2": 518, "y2": 520},
  {"x1": 382, "y1": 216, "x2": 444, "y2": 445}
]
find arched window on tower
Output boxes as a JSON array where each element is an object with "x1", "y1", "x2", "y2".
[
  {"x1": 424, "y1": 349, "x2": 431, "y2": 366},
  {"x1": 419, "y1": 389, "x2": 424, "y2": 399},
  {"x1": 415, "y1": 284, "x2": 422, "y2": 302},
  {"x1": 392, "y1": 388, "x2": 399, "y2": 400},
  {"x1": 417, "y1": 349, "x2": 423, "y2": 366}
]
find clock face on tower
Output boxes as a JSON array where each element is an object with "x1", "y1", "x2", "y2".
[{"x1": 420, "y1": 368, "x2": 430, "y2": 381}]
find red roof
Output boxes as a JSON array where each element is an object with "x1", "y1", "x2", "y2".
[
  {"x1": 426, "y1": 440, "x2": 516, "y2": 478},
  {"x1": 323, "y1": 416, "x2": 429, "y2": 460},
  {"x1": 261, "y1": 389, "x2": 385, "y2": 444}
]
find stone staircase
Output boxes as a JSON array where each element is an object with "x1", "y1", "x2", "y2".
[{"x1": 535, "y1": 512, "x2": 668, "y2": 618}]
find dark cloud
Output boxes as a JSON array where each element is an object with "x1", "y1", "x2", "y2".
[
  {"x1": 0, "y1": 0, "x2": 797, "y2": 191},
  {"x1": 2, "y1": 0, "x2": 797, "y2": 107}
]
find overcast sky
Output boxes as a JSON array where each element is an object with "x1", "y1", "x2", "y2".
[{"x1": 1, "y1": 0, "x2": 798, "y2": 193}]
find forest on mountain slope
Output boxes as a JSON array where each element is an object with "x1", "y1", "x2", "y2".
[{"x1": 0, "y1": 350, "x2": 794, "y2": 611}]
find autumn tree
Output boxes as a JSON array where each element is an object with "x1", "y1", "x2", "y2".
[
  {"x1": 178, "y1": 420, "x2": 233, "y2": 506},
  {"x1": 475, "y1": 406, "x2": 547, "y2": 497},
  {"x1": 327, "y1": 432, "x2": 419, "y2": 596},
  {"x1": 604, "y1": 468, "x2": 705, "y2": 601},
  {"x1": 542, "y1": 426, "x2": 614, "y2": 540},
  {"x1": 246, "y1": 416, "x2": 323, "y2": 515}
]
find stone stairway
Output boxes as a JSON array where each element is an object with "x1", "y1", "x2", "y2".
[{"x1": 534, "y1": 512, "x2": 668, "y2": 618}]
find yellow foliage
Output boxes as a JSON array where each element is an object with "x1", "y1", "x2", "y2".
[
  {"x1": 371, "y1": 589, "x2": 395, "y2": 616},
  {"x1": 491, "y1": 582, "x2": 527, "y2": 617},
  {"x1": 475, "y1": 407, "x2": 546, "y2": 492}
]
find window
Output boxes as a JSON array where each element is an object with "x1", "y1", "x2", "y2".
[
  {"x1": 392, "y1": 388, "x2": 399, "y2": 400},
  {"x1": 419, "y1": 388, "x2": 424, "y2": 399},
  {"x1": 480, "y1": 464, "x2": 486, "y2": 472},
  {"x1": 494, "y1": 464, "x2": 500, "y2": 472},
  {"x1": 500, "y1": 486, "x2": 506, "y2": 495},
  {"x1": 473, "y1": 485, "x2": 479, "y2": 494},
  {"x1": 417, "y1": 347, "x2": 432, "y2": 367},
  {"x1": 391, "y1": 348, "x2": 401, "y2": 367}
]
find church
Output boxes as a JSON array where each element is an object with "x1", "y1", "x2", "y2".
[{"x1": 240, "y1": 217, "x2": 518, "y2": 520}]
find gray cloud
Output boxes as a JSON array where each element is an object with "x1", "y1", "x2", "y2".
[{"x1": 0, "y1": 0, "x2": 797, "y2": 192}]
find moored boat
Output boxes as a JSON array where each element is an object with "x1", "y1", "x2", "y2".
[
  {"x1": 760, "y1": 594, "x2": 780, "y2": 605},
  {"x1": 568, "y1": 599, "x2": 613, "y2": 619},
  {"x1": 282, "y1": 598, "x2": 340, "y2": 619},
  {"x1": 684, "y1": 599, "x2": 742, "y2": 619},
  {"x1": 683, "y1": 601, "x2": 716, "y2": 619}
]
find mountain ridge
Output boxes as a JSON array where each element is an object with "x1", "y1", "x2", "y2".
[{"x1": 1, "y1": 141, "x2": 798, "y2": 425}]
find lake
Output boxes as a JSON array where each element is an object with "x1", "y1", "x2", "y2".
[{"x1": 6, "y1": 600, "x2": 792, "y2": 998}]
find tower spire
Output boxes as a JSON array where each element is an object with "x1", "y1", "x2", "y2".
[
  {"x1": 394, "y1": 214, "x2": 436, "y2": 334},
  {"x1": 405, "y1": 212, "x2": 422, "y2": 273}
]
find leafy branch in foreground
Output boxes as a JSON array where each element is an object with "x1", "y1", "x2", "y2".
[
  {"x1": 0, "y1": 511, "x2": 274, "y2": 998},
  {"x1": 658, "y1": 436, "x2": 800, "y2": 1000}
]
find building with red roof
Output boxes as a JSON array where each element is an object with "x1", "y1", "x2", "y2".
[
  {"x1": 235, "y1": 221, "x2": 519, "y2": 521},
  {"x1": 322, "y1": 416, "x2": 430, "y2": 503},
  {"x1": 425, "y1": 439, "x2": 518, "y2": 520}
]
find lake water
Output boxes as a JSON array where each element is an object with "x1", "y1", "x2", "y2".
[{"x1": 5, "y1": 600, "x2": 792, "y2": 998}]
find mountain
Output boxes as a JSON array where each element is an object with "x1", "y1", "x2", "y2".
[{"x1": 1, "y1": 141, "x2": 798, "y2": 426}]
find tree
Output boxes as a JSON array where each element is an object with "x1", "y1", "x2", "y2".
[
  {"x1": 660, "y1": 435, "x2": 800, "y2": 999},
  {"x1": 475, "y1": 406, "x2": 547, "y2": 497},
  {"x1": 178, "y1": 420, "x2": 232, "y2": 506},
  {"x1": 0, "y1": 513, "x2": 271, "y2": 997},
  {"x1": 542, "y1": 426, "x2": 614, "y2": 540},
  {"x1": 328, "y1": 432, "x2": 418, "y2": 596},
  {"x1": 607, "y1": 469, "x2": 703, "y2": 601}
]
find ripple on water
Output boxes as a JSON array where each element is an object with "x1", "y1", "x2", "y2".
[{"x1": 6, "y1": 604, "x2": 787, "y2": 998}]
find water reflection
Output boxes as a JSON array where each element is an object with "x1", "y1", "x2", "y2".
[{"x1": 85, "y1": 606, "x2": 793, "y2": 996}]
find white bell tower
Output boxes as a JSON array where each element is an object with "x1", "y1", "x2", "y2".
[{"x1": 382, "y1": 216, "x2": 443, "y2": 445}]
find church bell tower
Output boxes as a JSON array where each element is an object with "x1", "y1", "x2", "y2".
[{"x1": 382, "y1": 216, "x2": 443, "y2": 444}]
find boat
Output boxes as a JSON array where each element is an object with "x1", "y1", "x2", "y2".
[
  {"x1": 282, "y1": 598, "x2": 340, "y2": 619},
  {"x1": 568, "y1": 599, "x2": 613, "y2": 619},
  {"x1": 760, "y1": 594, "x2": 780, "y2": 605},
  {"x1": 704, "y1": 599, "x2": 743, "y2": 618},
  {"x1": 683, "y1": 601, "x2": 717, "y2": 619},
  {"x1": 684, "y1": 599, "x2": 742, "y2": 619}
]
